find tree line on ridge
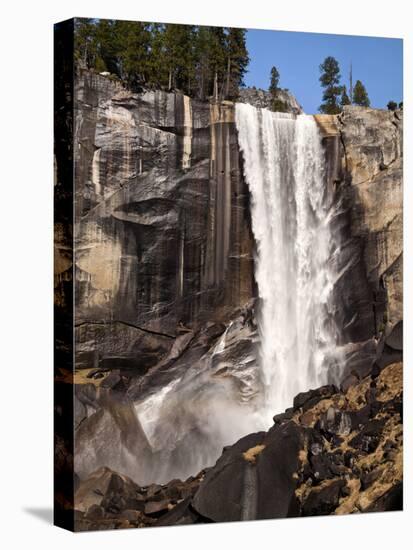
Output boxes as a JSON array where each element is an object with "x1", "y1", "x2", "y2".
[{"x1": 74, "y1": 20, "x2": 400, "y2": 112}]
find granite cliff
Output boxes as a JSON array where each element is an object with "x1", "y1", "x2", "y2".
[{"x1": 54, "y1": 68, "x2": 403, "y2": 527}]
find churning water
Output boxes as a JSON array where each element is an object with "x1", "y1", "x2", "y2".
[
  {"x1": 235, "y1": 103, "x2": 343, "y2": 421},
  {"x1": 77, "y1": 103, "x2": 344, "y2": 485}
]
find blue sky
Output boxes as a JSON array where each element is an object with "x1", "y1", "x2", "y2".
[{"x1": 244, "y1": 29, "x2": 403, "y2": 113}]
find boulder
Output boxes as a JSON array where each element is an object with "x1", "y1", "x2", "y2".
[
  {"x1": 293, "y1": 385, "x2": 337, "y2": 411},
  {"x1": 144, "y1": 499, "x2": 171, "y2": 517},
  {"x1": 192, "y1": 422, "x2": 303, "y2": 522},
  {"x1": 302, "y1": 480, "x2": 346, "y2": 516}
]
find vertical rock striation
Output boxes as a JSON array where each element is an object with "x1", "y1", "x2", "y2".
[
  {"x1": 316, "y1": 106, "x2": 403, "y2": 384},
  {"x1": 73, "y1": 71, "x2": 259, "y2": 482},
  {"x1": 70, "y1": 71, "x2": 402, "y2": 492}
]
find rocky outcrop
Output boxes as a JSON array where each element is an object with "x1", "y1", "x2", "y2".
[
  {"x1": 239, "y1": 87, "x2": 303, "y2": 114},
  {"x1": 72, "y1": 71, "x2": 260, "y2": 481},
  {"x1": 315, "y1": 107, "x2": 403, "y2": 386},
  {"x1": 73, "y1": 360, "x2": 402, "y2": 530},
  {"x1": 75, "y1": 70, "x2": 254, "y2": 334},
  {"x1": 65, "y1": 71, "x2": 403, "y2": 525},
  {"x1": 338, "y1": 107, "x2": 403, "y2": 337}
]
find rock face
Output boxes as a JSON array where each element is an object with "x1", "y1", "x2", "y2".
[
  {"x1": 315, "y1": 107, "x2": 403, "y2": 386},
  {"x1": 57, "y1": 70, "x2": 403, "y2": 527},
  {"x1": 238, "y1": 87, "x2": 303, "y2": 114},
  {"x1": 75, "y1": 70, "x2": 255, "y2": 337},
  {"x1": 73, "y1": 361, "x2": 402, "y2": 530},
  {"x1": 72, "y1": 70, "x2": 262, "y2": 484},
  {"x1": 338, "y1": 107, "x2": 403, "y2": 337}
]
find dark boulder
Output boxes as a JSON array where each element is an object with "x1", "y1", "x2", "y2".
[
  {"x1": 144, "y1": 499, "x2": 171, "y2": 517},
  {"x1": 302, "y1": 480, "x2": 346, "y2": 516},
  {"x1": 191, "y1": 432, "x2": 265, "y2": 522},
  {"x1": 155, "y1": 498, "x2": 204, "y2": 526},
  {"x1": 365, "y1": 482, "x2": 403, "y2": 512},
  {"x1": 385, "y1": 321, "x2": 403, "y2": 351},
  {"x1": 293, "y1": 385, "x2": 337, "y2": 412},
  {"x1": 318, "y1": 407, "x2": 352, "y2": 437},
  {"x1": 85, "y1": 504, "x2": 105, "y2": 520},
  {"x1": 101, "y1": 472, "x2": 144, "y2": 514},
  {"x1": 192, "y1": 423, "x2": 303, "y2": 522},
  {"x1": 348, "y1": 418, "x2": 387, "y2": 453}
]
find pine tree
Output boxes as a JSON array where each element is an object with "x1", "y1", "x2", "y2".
[
  {"x1": 115, "y1": 21, "x2": 152, "y2": 89},
  {"x1": 340, "y1": 85, "x2": 351, "y2": 107},
  {"x1": 73, "y1": 20, "x2": 251, "y2": 101},
  {"x1": 353, "y1": 80, "x2": 370, "y2": 107},
  {"x1": 319, "y1": 56, "x2": 342, "y2": 114},
  {"x1": 94, "y1": 19, "x2": 121, "y2": 75},
  {"x1": 269, "y1": 66, "x2": 280, "y2": 94},
  {"x1": 268, "y1": 66, "x2": 286, "y2": 112},
  {"x1": 224, "y1": 28, "x2": 249, "y2": 99},
  {"x1": 387, "y1": 100, "x2": 398, "y2": 111},
  {"x1": 208, "y1": 27, "x2": 227, "y2": 99},
  {"x1": 194, "y1": 26, "x2": 212, "y2": 100},
  {"x1": 145, "y1": 23, "x2": 167, "y2": 89},
  {"x1": 74, "y1": 18, "x2": 97, "y2": 69},
  {"x1": 162, "y1": 24, "x2": 196, "y2": 93}
]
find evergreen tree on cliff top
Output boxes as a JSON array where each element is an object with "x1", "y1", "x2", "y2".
[
  {"x1": 94, "y1": 19, "x2": 122, "y2": 75},
  {"x1": 162, "y1": 24, "x2": 196, "y2": 93},
  {"x1": 208, "y1": 27, "x2": 228, "y2": 99},
  {"x1": 269, "y1": 66, "x2": 287, "y2": 112},
  {"x1": 319, "y1": 56, "x2": 342, "y2": 114},
  {"x1": 353, "y1": 79, "x2": 370, "y2": 107},
  {"x1": 194, "y1": 26, "x2": 214, "y2": 100},
  {"x1": 115, "y1": 20, "x2": 152, "y2": 88},
  {"x1": 340, "y1": 85, "x2": 351, "y2": 107},
  {"x1": 269, "y1": 66, "x2": 280, "y2": 93},
  {"x1": 224, "y1": 28, "x2": 249, "y2": 99},
  {"x1": 74, "y1": 18, "x2": 97, "y2": 69}
]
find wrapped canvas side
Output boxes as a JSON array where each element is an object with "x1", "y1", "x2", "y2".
[{"x1": 54, "y1": 18, "x2": 75, "y2": 532}]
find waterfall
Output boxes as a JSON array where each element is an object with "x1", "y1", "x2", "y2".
[{"x1": 235, "y1": 103, "x2": 343, "y2": 421}]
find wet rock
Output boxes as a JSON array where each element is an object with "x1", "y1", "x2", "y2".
[
  {"x1": 348, "y1": 404, "x2": 372, "y2": 431},
  {"x1": 144, "y1": 499, "x2": 171, "y2": 517},
  {"x1": 75, "y1": 68, "x2": 255, "y2": 347},
  {"x1": 155, "y1": 498, "x2": 202, "y2": 526},
  {"x1": 385, "y1": 321, "x2": 403, "y2": 351},
  {"x1": 101, "y1": 472, "x2": 144, "y2": 514},
  {"x1": 192, "y1": 422, "x2": 303, "y2": 522},
  {"x1": 293, "y1": 385, "x2": 337, "y2": 411},
  {"x1": 87, "y1": 369, "x2": 106, "y2": 379},
  {"x1": 302, "y1": 480, "x2": 346, "y2": 516},
  {"x1": 319, "y1": 407, "x2": 352, "y2": 437},
  {"x1": 85, "y1": 504, "x2": 105, "y2": 520},
  {"x1": 122, "y1": 509, "x2": 144, "y2": 522},
  {"x1": 309, "y1": 454, "x2": 335, "y2": 483},
  {"x1": 340, "y1": 374, "x2": 359, "y2": 393},
  {"x1": 349, "y1": 419, "x2": 387, "y2": 453},
  {"x1": 364, "y1": 482, "x2": 403, "y2": 512},
  {"x1": 375, "y1": 344, "x2": 403, "y2": 371},
  {"x1": 74, "y1": 400, "x2": 152, "y2": 480},
  {"x1": 273, "y1": 407, "x2": 294, "y2": 424},
  {"x1": 360, "y1": 468, "x2": 383, "y2": 490},
  {"x1": 100, "y1": 370, "x2": 121, "y2": 389},
  {"x1": 337, "y1": 107, "x2": 403, "y2": 347},
  {"x1": 191, "y1": 432, "x2": 265, "y2": 522},
  {"x1": 75, "y1": 467, "x2": 118, "y2": 512}
]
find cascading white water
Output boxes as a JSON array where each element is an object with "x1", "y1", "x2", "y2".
[
  {"x1": 86, "y1": 102, "x2": 344, "y2": 486},
  {"x1": 235, "y1": 103, "x2": 343, "y2": 422}
]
